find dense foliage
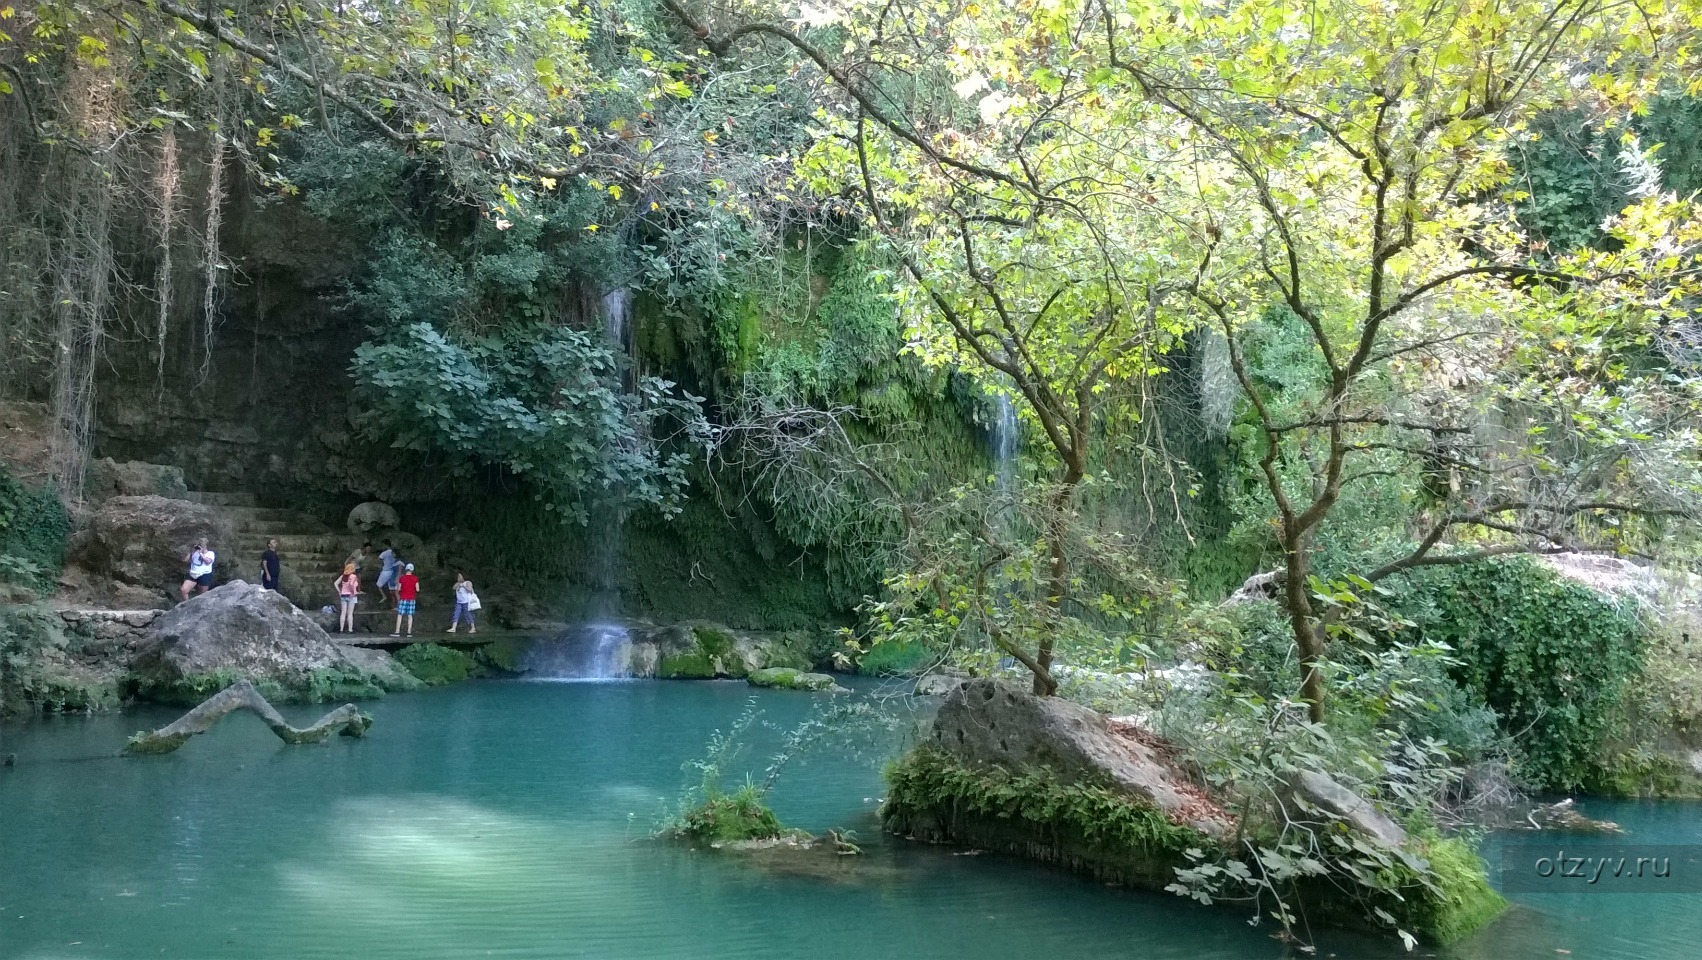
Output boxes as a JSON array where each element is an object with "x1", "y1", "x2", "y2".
[
  {"x1": 351, "y1": 321, "x2": 707, "y2": 522},
  {"x1": 0, "y1": 467, "x2": 69, "y2": 588},
  {"x1": 1398, "y1": 558, "x2": 1645, "y2": 791},
  {"x1": 5, "y1": 0, "x2": 1702, "y2": 945}
]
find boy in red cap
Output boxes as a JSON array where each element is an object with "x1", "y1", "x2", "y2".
[{"x1": 392, "y1": 563, "x2": 420, "y2": 637}]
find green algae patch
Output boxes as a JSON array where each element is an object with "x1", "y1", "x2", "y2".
[
  {"x1": 395, "y1": 643, "x2": 482, "y2": 686},
  {"x1": 658, "y1": 650, "x2": 718, "y2": 678}
]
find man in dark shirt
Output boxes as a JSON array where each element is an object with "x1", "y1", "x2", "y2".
[{"x1": 260, "y1": 538, "x2": 282, "y2": 592}]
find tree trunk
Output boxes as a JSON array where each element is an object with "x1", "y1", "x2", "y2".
[
  {"x1": 1281, "y1": 533, "x2": 1326, "y2": 723},
  {"x1": 125, "y1": 680, "x2": 372, "y2": 755},
  {"x1": 1033, "y1": 465, "x2": 1083, "y2": 697}
]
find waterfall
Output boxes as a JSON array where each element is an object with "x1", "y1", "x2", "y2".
[
  {"x1": 582, "y1": 288, "x2": 634, "y2": 663},
  {"x1": 601, "y1": 288, "x2": 632, "y2": 359},
  {"x1": 991, "y1": 391, "x2": 1019, "y2": 494},
  {"x1": 518, "y1": 624, "x2": 634, "y2": 681}
]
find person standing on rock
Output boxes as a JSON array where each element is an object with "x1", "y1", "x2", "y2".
[
  {"x1": 259, "y1": 538, "x2": 281, "y2": 593},
  {"x1": 447, "y1": 572, "x2": 479, "y2": 634},
  {"x1": 335, "y1": 563, "x2": 362, "y2": 633},
  {"x1": 178, "y1": 539, "x2": 216, "y2": 603},
  {"x1": 374, "y1": 539, "x2": 399, "y2": 608},
  {"x1": 392, "y1": 563, "x2": 419, "y2": 638}
]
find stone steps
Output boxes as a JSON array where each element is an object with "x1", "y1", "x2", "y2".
[
  {"x1": 224, "y1": 509, "x2": 333, "y2": 533},
  {"x1": 232, "y1": 532, "x2": 349, "y2": 554},
  {"x1": 183, "y1": 491, "x2": 259, "y2": 508}
]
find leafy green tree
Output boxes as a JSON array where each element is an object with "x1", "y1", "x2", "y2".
[
  {"x1": 351, "y1": 322, "x2": 708, "y2": 522},
  {"x1": 661, "y1": 0, "x2": 1702, "y2": 714}
]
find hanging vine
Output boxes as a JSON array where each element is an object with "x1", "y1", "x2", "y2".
[
  {"x1": 197, "y1": 132, "x2": 226, "y2": 390},
  {"x1": 152, "y1": 128, "x2": 180, "y2": 400}
]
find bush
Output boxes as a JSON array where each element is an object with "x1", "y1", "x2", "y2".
[
  {"x1": 0, "y1": 467, "x2": 69, "y2": 588},
  {"x1": 1394, "y1": 557, "x2": 1643, "y2": 791},
  {"x1": 676, "y1": 781, "x2": 785, "y2": 843}
]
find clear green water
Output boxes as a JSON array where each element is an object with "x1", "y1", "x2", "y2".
[{"x1": 1, "y1": 681, "x2": 1697, "y2": 960}]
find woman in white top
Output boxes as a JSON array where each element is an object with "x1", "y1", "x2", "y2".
[
  {"x1": 447, "y1": 572, "x2": 480, "y2": 634},
  {"x1": 179, "y1": 538, "x2": 216, "y2": 602}
]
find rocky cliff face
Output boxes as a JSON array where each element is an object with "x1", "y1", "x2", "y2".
[{"x1": 91, "y1": 185, "x2": 366, "y2": 500}]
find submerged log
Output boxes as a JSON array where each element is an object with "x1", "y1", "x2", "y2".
[{"x1": 125, "y1": 680, "x2": 372, "y2": 755}]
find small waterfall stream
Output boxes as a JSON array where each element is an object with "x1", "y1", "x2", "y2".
[
  {"x1": 532, "y1": 287, "x2": 638, "y2": 680},
  {"x1": 518, "y1": 623, "x2": 634, "y2": 680},
  {"x1": 991, "y1": 390, "x2": 1019, "y2": 495}
]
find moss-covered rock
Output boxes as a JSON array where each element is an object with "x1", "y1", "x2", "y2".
[
  {"x1": 642, "y1": 620, "x2": 816, "y2": 679},
  {"x1": 657, "y1": 650, "x2": 718, "y2": 679},
  {"x1": 0, "y1": 603, "x2": 125, "y2": 715},
  {"x1": 475, "y1": 636, "x2": 526, "y2": 674},
  {"x1": 395, "y1": 643, "x2": 483, "y2": 686},
  {"x1": 883, "y1": 746, "x2": 1210, "y2": 888},
  {"x1": 675, "y1": 785, "x2": 786, "y2": 844},
  {"x1": 886, "y1": 680, "x2": 1504, "y2": 947},
  {"x1": 127, "y1": 581, "x2": 410, "y2": 704},
  {"x1": 748, "y1": 667, "x2": 847, "y2": 692}
]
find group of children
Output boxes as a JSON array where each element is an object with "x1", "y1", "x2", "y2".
[{"x1": 332, "y1": 539, "x2": 481, "y2": 637}]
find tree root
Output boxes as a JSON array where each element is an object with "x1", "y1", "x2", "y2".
[{"x1": 125, "y1": 680, "x2": 372, "y2": 755}]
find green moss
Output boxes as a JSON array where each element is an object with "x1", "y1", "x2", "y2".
[
  {"x1": 748, "y1": 667, "x2": 842, "y2": 691},
  {"x1": 749, "y1": 667, "x2": 801, "y2": 687},
  {"x1": 885, "y1": 746, "x2": 1500, "y2": 945},
  {"x1": 1386, "y1": 837, "x2": 1507, "y2": 945},
  {"x1": 395, "y1": 643, "x2": 481, "y2": 686},
  {"x1": 692, "y1": 625, "x2": 736, "y2": 657},
  {"x1": 882, "y1": 746, "x2": 1208, "y2": 886},
  {"x1": 133, "y1": 668, "x2": 392, "y2": 707},
  {"x1": 476, "y1": 637, "x2": 526, "y2": 673},
  {"x1": 658, "y1": 651, "x2": 717, "y2": 679},
  {"x1": 0, "y1": 604, "x2": 121, "y2": 715},
  {"x1": 125, "y1": 731, "x2": 192, "y2": 755},
  {"x1": 299, "y1": 668, "x2": 392, "y2": 701}
]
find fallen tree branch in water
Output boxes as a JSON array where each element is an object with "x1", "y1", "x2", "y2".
[{"x1": 125, "y1": 680, "x2": 371, "y2": 755}]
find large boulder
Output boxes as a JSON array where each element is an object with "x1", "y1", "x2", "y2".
[
  {"x1": 129, "y1": 580, "x2": 410, "y2": 703},
  {"x1": 65, "y1": 496, "x2": 234, "y2": 606},
  {"x1": 918, "y1": 679, "x2": 1234, "y2": 838},
  {"x1": 84, "y1": 458, "x2": 189, "y2": 502},
  {"x1": 1284, "y1": 770, "x2": 1413, "y2": 858},
  {"x1": 347, "y1": 501, "x2": 399, "y2": 534}
]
